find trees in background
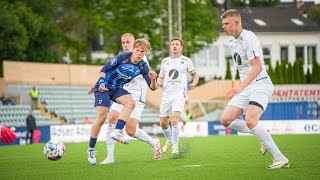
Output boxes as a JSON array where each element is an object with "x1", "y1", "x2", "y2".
[{"x1": 0, "y1": 0, "x2": 220, "y2": 76}]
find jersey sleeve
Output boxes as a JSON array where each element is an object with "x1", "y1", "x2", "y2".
[
  {"x1": 159, "y1": 59, "x2": 165, "y2": 77},
  {"x1": 100, "y1": 53, "x2": 125, "y2": 73},
  {"x1": 245, "y1": 33, "x2": 261, "y2": 61},
  {"x1": 141, "y1": 64, "x2": 152, "y2": 87},
  {"x1": 187, "y1": 58, "x2": 197, "y2": 76}
]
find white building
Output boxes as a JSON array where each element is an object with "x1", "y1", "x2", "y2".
[{"x1": 193, "y1": 2, "x2": 320, "y2": 80}]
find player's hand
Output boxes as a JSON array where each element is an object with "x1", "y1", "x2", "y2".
[
  {"x1": 189, "y1": 83, "x2": 196, "y2": 90},
  {"x1": 0, "y1": 126, "x2": 17, "y2": 144},
  {"x1": 88, "y1": 86, "x2": 94, "y2": 95},
  {"x1": 98, "y1": 77, "x2": 108, "y2": 92},
  {"x1": 99, "y1": 85, "x2": 109, "y2": 92},
  {"x1": 148, "y1": 70, "x2": 157, "y2": 80},
  {"x1": 226, "y1": 86, "x2": 243, "y2": 97}
]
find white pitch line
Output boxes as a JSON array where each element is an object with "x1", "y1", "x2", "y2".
[{"x1": 183, "y1": 165, "x2": 201, "y2": 168}]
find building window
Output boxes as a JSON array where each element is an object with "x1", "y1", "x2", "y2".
[
  {"x1": 307, "y1": 46, "x2": 316, "y2": 64},
  {"x1": 194, "y1": 45, "x2": 219, "y2": 67},
  {"x1": 296, "y1": 46, "x2": 304, "y2": 60},
  {"x1": 263, "y1": 47, "x2": 271, "y2": 65},
  {"x1": 281, "y1": 47, "x2": 288, "y2": 62},
  {"x1": 208, "y1": 45, "x2": 219, "y2": 66}
]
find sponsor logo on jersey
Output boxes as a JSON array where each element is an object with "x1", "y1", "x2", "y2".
[
  {"x1": 233, "y1": 53, "x2": 242, "y2": 65},
  {"x1": 110, "y1": 58, "x2": 117, "y2": 66},
  {"x1": 169, "y1": 69, "x2": 179, "y2": 79},
  {"x1": 116, "y1": 68, "x2": 132, "y2": 80}
]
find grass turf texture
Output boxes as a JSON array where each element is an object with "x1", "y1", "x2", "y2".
[{"x1": 1, "y1": 135, "x2": 320, "y2": 180}]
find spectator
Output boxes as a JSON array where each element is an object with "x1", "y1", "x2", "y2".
[
  {"x1": 26, "y1": 111, "x2": 36, "y2": 144},
  {"x1": 29, "y1": 86, "x2": 39, "y2": 109},
  {"x1": 4, "y1": 96, "x2": 14, "y2": 106}
]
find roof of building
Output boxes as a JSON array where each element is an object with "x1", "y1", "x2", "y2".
[{"x1": 221, "y1": 2, "x2": 320, "y2": 32}]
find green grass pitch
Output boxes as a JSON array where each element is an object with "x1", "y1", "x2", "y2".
[{"x1": 1, "y1": 135, "x2": 320, "y2": 179}]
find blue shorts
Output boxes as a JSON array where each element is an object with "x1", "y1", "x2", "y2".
[{"x1": 94, "y1": 88, "x2": 130, "y2": 107}]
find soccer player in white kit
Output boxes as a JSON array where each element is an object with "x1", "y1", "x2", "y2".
[
  {"x1": 157, "y1": 37, "x2": 199, "y2": 155},
  {"x1": 100, "y1": 33, "x2": 162, "y2": 164},
  {"x1": 220, "y1": 9, "x2": 289, "y2": 169}
]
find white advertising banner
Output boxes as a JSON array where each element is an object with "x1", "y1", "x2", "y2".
[
  {"x1": 179, "y1": 122, "x2": 208, "y2": 137},
  {"x1": 271, "y1": 84, "x2": 320, "y2": 102},
  {"x1": 50, "y1": 124, "x2": 105, "y2": 143},
  {"x1": 239, "y1": 120, "x2": 320, "y2": 135}
]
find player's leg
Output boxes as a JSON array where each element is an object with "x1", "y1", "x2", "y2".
[
  {"x1": 248, "y1": 81, "x2": 289, "y2": 169},
  {"x1": 126, "y1": 117, "x2": 162, "y2": 160},
  {"x1": 88, "y1": 91, "x2": 109, "y2": 165},
  {"x1": 111, "y1": 92, "x2": 135, "y2": 144},
  {"x1": 246, "y1": 105, "x2": 289, "y2": 169},
  {"x1": 221, "y1": 90, "x2": 251, "y2": 133},
  {"x1": 170, "y1": 111, "x2": 180, "y2": 154},
  {"x1": 170, "y1": 96, "x2": 187, "y2": 154},
  {"x1": 160, "y1": 98, "x2": 173, "y2": 152},
  {"x1": 100, "y1": 108, "x2": 119, "y2": 165}
]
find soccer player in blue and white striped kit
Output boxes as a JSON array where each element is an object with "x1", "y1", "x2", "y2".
[{"x1": 87, "y1": 39, "x2": 157, "y2": 165}]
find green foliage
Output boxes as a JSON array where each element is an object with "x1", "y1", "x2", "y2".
[
  {"x1": 267, "y1": 64, "x2": 274, "y2": 83},
  {"x1": 225, "y1": 59, "x2": 232, "y2": 79},
  {"x1": 280, "y1": 61, "x2": 288, "y2": 84},
  {"x1": 306, "y1": 67, "x2": 311, "y2": 83},
  {"x1": 273, "y1": 61, "x2": 281, "y2": 84},
  {"x1": 287, "y1": 63, "x2": 294, "y2": 84},
  {"x1": 100, "y1": 0, "x2": 220, "y2": 69},
  {"x1": 235, "y1": 67, "x2": 240, "y2": 79},
  {"x1": 308, "y1": 5, "x2": 320, "y2": 24},
  {"x1": 0, "y1": 0, "x2": 220, "y2": 76},
  {"x1": 311, "y1": 59, "x2": 320, "y2": 83}
]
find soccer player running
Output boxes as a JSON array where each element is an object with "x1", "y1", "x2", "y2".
[
  {"x1": 220, "y1": 9, "x2": 289, "y2": 169},
  {"x1": 157, "y1": 37, "x2": 199, "y2": 155},
  {"x1": 99, "y1": 33, "x2": 162, "y2": 164},
  {"x1": 87, "y1": 39, "x2": 157, "y2": 165}
]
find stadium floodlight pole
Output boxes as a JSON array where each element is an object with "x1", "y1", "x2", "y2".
[
  {"x1": 168, "y1": 0, "x2": 173, "y2": 41},
  {"x1": 177, "y1": 0, "x2": 182, "y2": 39}
]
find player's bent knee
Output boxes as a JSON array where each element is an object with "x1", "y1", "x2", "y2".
[
  {"x1": 220, "y1": 116, "x2": 232, "y2": 127},
  {"x1": 109, "y1": 116, "x2": 118, "y2": 124},
  {"x1": 126, "y1": 128, "x2": 136, "y2": 137},
  {"x1": 125, "y1": 100, "x2": 136, "y2": 109},
  {"x1": 245, "y1": 120, "x2": 257, "y2": 129}
]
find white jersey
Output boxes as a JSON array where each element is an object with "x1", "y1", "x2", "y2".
[
  {"x1": 122, "y1": 55, "x2": 149, "y2": 103},
  {"x1": 229, "y1": 29, "x2": 269, "y2": 83},
  {"x1": 159, "y1": 55, "x2": 195, "y2": 98}
]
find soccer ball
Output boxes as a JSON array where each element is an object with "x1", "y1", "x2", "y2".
[{"x1": 43, "y1": 140, "x2": 66, "y2": 161}]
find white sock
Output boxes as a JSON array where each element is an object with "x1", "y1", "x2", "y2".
[
  {"x1": 251, "y1": 124, "x2": 288, "y2": 161},
  {"x1": 134, "y1": 128, "x2": 156, "y2": 147},
  {"x1": 172, "y1": 126, "x2": 180, "y2": 149},
  {"x1": 106, "y1": 124, "x2": 116, "y2": 157},
  {"x1": 162, "y1": 126, "x2": 172, "y2": 143},
  {"x1": 227, "y1": 118, "x2": 252, "y2": 134}
]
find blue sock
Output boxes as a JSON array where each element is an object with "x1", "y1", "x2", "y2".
[
  {"x1": 115, "y1": 119, "x2": 126, "y2": 130},
  {"x1": 89, "y1": 137, "x2": 97, "y2": 148}
]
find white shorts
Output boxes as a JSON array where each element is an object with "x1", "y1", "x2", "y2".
[
  {"x1": 160, "y1": 95, "x2": 186, "y2": 118},
  {"x1": 228, "y1": 78, "x2": 274, "y2": 112},
  {"x1": 110, "y1": 101, "x2": 145, "y2": 120}
]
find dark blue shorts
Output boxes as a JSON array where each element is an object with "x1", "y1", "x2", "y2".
[{"x1": 94, "y1": 88, "x2": 130, "y2": 107}]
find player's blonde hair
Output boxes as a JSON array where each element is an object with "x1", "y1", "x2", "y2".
[
  {"x1": 171, "y1": 37, "x2": 184, "y2": 46},
  {"x1": 134, "y1": 39, "x2": 151, "y2": 52},
  {"x1": 121, "y1": 33, "x2": 135, "y2": 39},
  {"x1": 220, "y1": 9, "x2": 241, "y2": 22}
]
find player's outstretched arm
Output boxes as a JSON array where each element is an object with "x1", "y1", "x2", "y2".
[{"x1": 0, "y1": 125, "x2": 17, "y2": 144}]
